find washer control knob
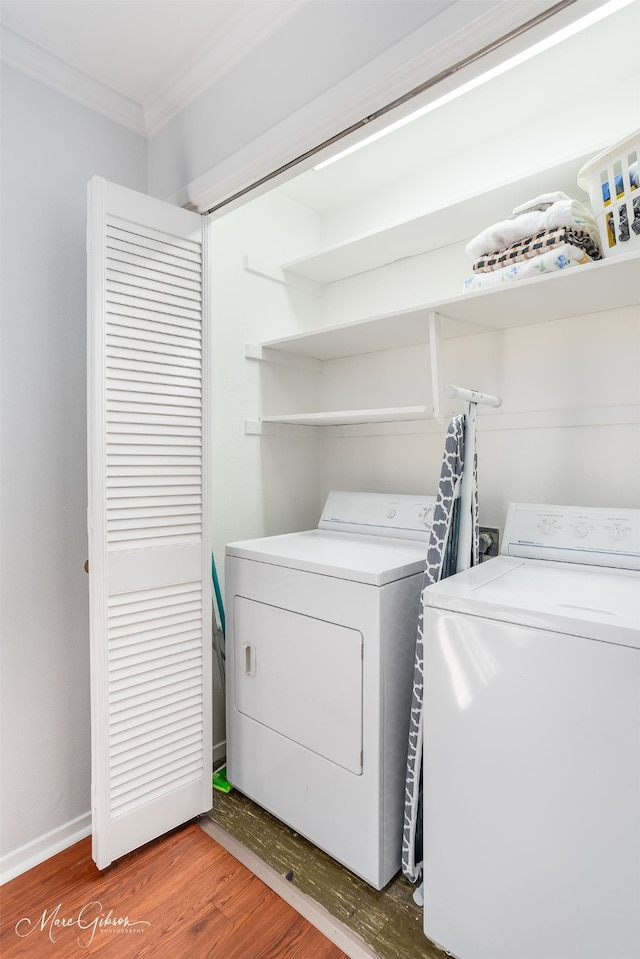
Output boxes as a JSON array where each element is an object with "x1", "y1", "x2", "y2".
[
  {"x1": 421, "y1": 505, "x2": 435, "y2": 527},
  {"x1": 574, "y1": 523, "x2": 589, "y2": 538},
  {"x1": 609, "y1": 524, "x2": 625, "y2": 542},
  {"x1": 386, "y1": 508, "x2": 397, "y2": 519},
  {"x1": 540, "y1": 517, "x2": 557, "y2": 535}
]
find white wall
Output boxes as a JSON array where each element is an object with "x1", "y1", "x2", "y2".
[
  {"x1": 316, "y1": 308, "x2": 640, "y2": 524},
  {"x1": 208, "y1": 191, "x2": 325, "y2": 566},
  {"x1": 0, "y1": 64, "x2": 147, "y2": 880}
]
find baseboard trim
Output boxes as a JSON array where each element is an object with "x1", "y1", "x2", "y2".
[
  {"x1": 0, "y1": 812, "x2": 92, "y2": 885},
  {"x1": 198, "y1": 817, "x2": 380, "y2": 959}
]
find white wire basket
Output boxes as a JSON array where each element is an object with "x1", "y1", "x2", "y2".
[{"x1": 577, "y1": 130, "x2": 640, "y2": 257}]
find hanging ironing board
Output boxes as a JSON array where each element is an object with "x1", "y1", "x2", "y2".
[{"x1": 402, "y1": 385, "x2": 501, "y2": 888}]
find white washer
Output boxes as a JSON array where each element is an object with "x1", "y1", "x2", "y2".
[
  {"x1": 225, "y1": 490, "x2": 436, "y2": 889},
  {"x1": 421, "y1": 503, "x2": 640, "y2": 959}
]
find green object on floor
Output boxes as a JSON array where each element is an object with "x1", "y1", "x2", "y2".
[{"x1": 213, "y1": 765, "x2": 233, "y2": 793}]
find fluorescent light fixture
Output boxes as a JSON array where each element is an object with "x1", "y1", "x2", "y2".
[{"x1": 313, "y1": 0, "x2": 635, "y2": 171}]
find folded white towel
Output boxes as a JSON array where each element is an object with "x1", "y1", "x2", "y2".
[
  {"x1": 512, "y1": 191, "x2": 572, "y2": 215},
  {"x1": 466, "y1": 195, "x2": 598, "y2": 260}
]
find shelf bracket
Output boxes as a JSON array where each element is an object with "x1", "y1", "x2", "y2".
[
  {"x1": 429, "y1": 311, "x2": 442, "y2": 423},
  {"x1": 244, "y1": 419, "x2": 318, "y2": 437},
  {"x1": 242, "y1": 256, "x2": 321, "y2": 297},
  {"x1": 245, "y1": 344, "x2": 322, "y2": 373}
]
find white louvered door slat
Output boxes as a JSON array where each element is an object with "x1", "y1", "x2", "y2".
[{"x1": 87, "y1": 177, "x2": 211, "y2": 869}]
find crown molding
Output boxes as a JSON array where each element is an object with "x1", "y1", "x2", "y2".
[
  {"x1": 0, "y1": 25, "x2": 146, "y2": 136},
  {"x1": 144, "y1": 0, "x2": 305, "y2": 137},
  {"x1": 1, "y1": 2, "x2": 304, "y2": 138}
]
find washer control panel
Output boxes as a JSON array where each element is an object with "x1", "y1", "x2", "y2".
[
  {"x1": 319, "y1": 491, "x2": 437, "y2": 541},
  {"x1": 503, "y1": 503, "x2": 640, "y2": 569}
]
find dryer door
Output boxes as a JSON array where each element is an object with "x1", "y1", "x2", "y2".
[{"x1": 234, "y1": 597, "x2": 363, "y2": 774}]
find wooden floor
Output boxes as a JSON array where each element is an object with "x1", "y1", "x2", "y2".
[
  {"x1": 206, "y1": 789, "x2": 441, "y2": 959},
  {"x1": 0, "y1": 823, "x2": 348, "y2": 959}
]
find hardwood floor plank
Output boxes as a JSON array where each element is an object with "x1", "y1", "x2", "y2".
[
  {"x1": 212, "y1": 868, "x2": 274, "y2": 925},
  {"x1": 271, "y1": 913, "x2": 355, "y2": 959},
  {"x1": 133, "y1": 893, "x2": 233, "y2": 959},
  {"x1": 211, "y1": 884, "x2": 344, "y2": 959},
  {"x1": 0, "y1": 823, "x2": 347, "y2": 959}
]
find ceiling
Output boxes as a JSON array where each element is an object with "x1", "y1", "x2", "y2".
[{"x1": 0, "y1": 0, "x2": 303, "y2": 134}]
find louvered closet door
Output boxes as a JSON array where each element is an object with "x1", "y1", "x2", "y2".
[{"x1": 87, "y1": 177, "x2": 211, "y2": 869}]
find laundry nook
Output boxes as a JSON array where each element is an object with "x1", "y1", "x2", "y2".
[{"x1": 2, "y1": 2, "x2": 639, "y2": 958}]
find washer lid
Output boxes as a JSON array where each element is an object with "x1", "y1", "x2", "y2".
[
  {"x1": 423, "y1": 556, "x2": 640, "y2": 649},
  {"x1": 225, "y1": 529, "x2": 427, "y2": 585}
]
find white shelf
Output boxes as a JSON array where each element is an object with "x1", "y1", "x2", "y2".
[
  {"x1": 247, "y1": 404, "x2": 640, "y2": 437},
  {"x1": 251, "y1": 250, "x2": 640, "y2": 361},
  {"x1": 279, "y1": 156, "x2": 590, "y2": 285},
  {"x1": 257, "y1": 406, "x2": 431, "y2": 428},
  {"x1": 247, "y1": 251, "x2": 639, "y2": 431}
]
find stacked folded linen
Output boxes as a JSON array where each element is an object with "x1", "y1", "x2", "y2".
[{"x1": 463, "y1": 191, "x2": 603, "y2": 292}]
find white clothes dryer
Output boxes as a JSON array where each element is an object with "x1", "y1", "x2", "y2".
[
  {"x1": 421, "y1": 502, "x2": 640, "y2": 959},
  {"x1": 225, "y1": 490, "x2": 436, "y2": 889}
]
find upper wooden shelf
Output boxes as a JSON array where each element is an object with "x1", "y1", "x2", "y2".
[{"x1": 250, "y1": 250, "x2": 640, "y2": 361}]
